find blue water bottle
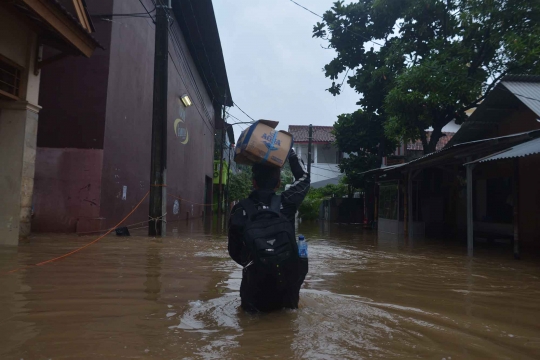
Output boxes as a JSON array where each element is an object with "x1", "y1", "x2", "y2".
[{"x1": 298, "y1": 235, "x2": 308, "y2": 258}]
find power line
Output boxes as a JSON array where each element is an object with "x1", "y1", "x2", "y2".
[
  {"x1": 176, "y1": 1, "x2": 217, "y2": 103},
  {"x1": 287, "y1": 0, "x2": 540, "y2": 104},
  {"x1": 169, "y1": 26, "x2": 214, "y2": 123},
  {"x1": 168, "y1": 51, "x2": 214, "y2": 133},
  {"x1": 187, "y1": 0, "x2": 221, "y2": 95},
  {"x1": 233, "y1": 101, "x2": 256, "y2": 122},
  {"x1": 137, "y1": 0, "x2": 156, "y2": 22}
]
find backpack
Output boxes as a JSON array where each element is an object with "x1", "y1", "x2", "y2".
[{"x1": 240, "y1": 195, "x2": 299, "y2": 290}]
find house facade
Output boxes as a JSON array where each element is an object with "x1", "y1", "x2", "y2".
[
  {"x1": 383, "y1": 131, "x2": 456, "y2": 166},
  {"x1": 288, "y1": 125, "x2": 344, "y2": 188},
  {"x1": 32, "y1": 0, "x2": 232, "y2": 234},
  {"x1": 0, "y1": 0, "x2": 100, "y2": 245},
  {"x1": 365, "y1": 75, "x2": 540, "y2": 258}
]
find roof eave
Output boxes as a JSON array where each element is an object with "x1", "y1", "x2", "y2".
[{"x1": 21, "y1": 0, "x2": 101, "y2": 57}]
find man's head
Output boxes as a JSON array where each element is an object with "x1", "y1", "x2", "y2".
[{"x1": 252, "y1": 163, "x2": 281, "y2": 190}]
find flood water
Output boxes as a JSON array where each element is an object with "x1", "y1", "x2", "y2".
[{"x1": 1, "y1": 221, "x2": 540, "y2": 359}]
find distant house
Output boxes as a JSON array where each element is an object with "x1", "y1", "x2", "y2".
[
  {"x1": 383, "y1": 131, "x2": 456, "y2": 166},
  {"x1": 288, "y1": 125, "x2": 344, "y2": 188},
  {"x1": 363, "y1": 75, "x2": 540, "y2": 258}
]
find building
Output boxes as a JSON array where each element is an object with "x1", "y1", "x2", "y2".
[
  {"x1": 364, "y1": 75, "x2": 540, "y2": 258},
  {"x1": 288, "y1": 125, "x2": 344, "y2": 188},
  {"x1": 213, "y1": 121, "x2": 236, "y2": 213},
  {"x1": 0, "y1": 0, "x2": 100, "y2": 245},
  {"x1": 383, "y1": 131, "x2": 456, "y2": 166},
  {"x1": 32, "y1": 0, "x2": 232, "y2": 234}
]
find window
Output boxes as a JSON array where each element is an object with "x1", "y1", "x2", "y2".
[{"x1": 0, "y1": 55, "x2": 22, "y2": 100}]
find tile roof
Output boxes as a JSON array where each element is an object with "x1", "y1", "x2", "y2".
[
  {"x1": 407, "y1": 131, "x2": 455, "y2": 151},
  {"x1": 288, "y1": 125, "x2": 335, "y2": 143}
]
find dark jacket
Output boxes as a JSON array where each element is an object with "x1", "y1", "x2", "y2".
[{"x1": 228, "y1": 154, "x2": 310, "y2": 311}]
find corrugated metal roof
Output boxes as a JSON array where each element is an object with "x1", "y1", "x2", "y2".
[
  {"x1": 361, "y1": 130, "x2": 540, "y2": 176},
  {"x1": 501, "y1": 81, "x2": 540, "y2": 118},
  {"x1": 447, "y1": 75, "x2": 540, "y2": 147},
  {"x1": 465, "y1": 137, "x2": 540, "y2": 165}
]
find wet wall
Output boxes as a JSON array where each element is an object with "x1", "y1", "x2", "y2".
[
  {"x1": 33, "y1": 0, "x2": 113, "y2": 232},
  {"x1": 34, "y1": 0, "x2": 217, "y2": 232},
  {"x1": 37, "y1": 0, "x2": 113, "y2": 149},
  {"x1": 99, "y1": 0, "x2": 216, "y2": 229}
]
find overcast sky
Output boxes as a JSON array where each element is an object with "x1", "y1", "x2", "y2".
[{"x1": 213, "y1": 0, "x2": 360, "y2": 140}]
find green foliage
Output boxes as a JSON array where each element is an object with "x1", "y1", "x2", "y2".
[
  {"x1": 278, "y1": 161, "x2": 294, "y2": 193},
  {"x1": 315, "y1": 0, "x2": 540, "y2": 153},
  {"x1": 228, "y1": 169, "x2": 252, "y2": 202},
  {"x1": 333, "y1": 110, "x2": 397, "y2": 188},
  {"x1": 298, "y1": 183, "x2": 349, "y2": 221}
]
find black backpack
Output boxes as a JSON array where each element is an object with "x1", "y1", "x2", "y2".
[{"x1": 240, "y1": 195, "x2": 299, "y2": 290}]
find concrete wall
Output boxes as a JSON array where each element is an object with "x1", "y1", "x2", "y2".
[
  {"x1": 32, "y1": 148, "x2": 103, "y2": 233},
  {"x1": 33, "y1": 0, "x2": 112, "y2": 233},
  {"x1": 296, "y1": 143, "x2": 342, "y2": 185},
  {"x1": 32, "y1": 0, "x2": 218, "y2": 233},
  {"x1": 0, "y1": 10, "x2": 41, "y2": 245},
  {"x1": 37, "y1": 0, "x2": 113, "y2": 149},
  {"x1": 98, "y1": 0, "x2": 216, "y2": 230}
]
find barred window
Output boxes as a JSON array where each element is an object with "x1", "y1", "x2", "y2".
[{"x1": 0, "y1": 56, "x2": 22, "y2": 100}]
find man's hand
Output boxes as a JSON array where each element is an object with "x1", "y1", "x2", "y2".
[{"x1": 289, "y1": 147, "x2": 297, "y2": 159}]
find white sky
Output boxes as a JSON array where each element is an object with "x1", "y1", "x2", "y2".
[{"x1": 213, "y1": 0, "x2": 360, "y2": 140}]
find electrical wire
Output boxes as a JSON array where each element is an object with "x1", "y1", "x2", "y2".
[
  {"x1": 168, "y1": 52, "x2": 214, "y2": 133},
  {"x1": 187, "y1": 0, "x2": 222, "y2": 96},
  {"x1": 137, "y1": 0, "x2": 156, "y2": 22},
  {"x1": 176, "y1": 2, "x2": 218, "y2": 103},
  {"x1": 168, "y1": 26, "x2": 214, "y2": 126},
  {"x1": 232, "y1": 101, "x2": 256, "y2": 122}
]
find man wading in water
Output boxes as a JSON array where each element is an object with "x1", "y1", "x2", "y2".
[{"x1": 228, "y1": 149, "x2": 310, "y2": 312}]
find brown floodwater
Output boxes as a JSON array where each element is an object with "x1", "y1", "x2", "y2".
[{"x1": 1, "y1": 221, "x2": 540, "y2": 359}]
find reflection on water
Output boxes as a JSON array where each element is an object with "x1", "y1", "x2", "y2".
[{"x1": 1, "y1": 222, "x2": 540, "y2": 359}]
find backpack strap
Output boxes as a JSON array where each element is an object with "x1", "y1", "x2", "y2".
[
  {"x1": 270, "y1": 194, "x2": 281, "y2": 213},
  {"x1": 240, "y1": 199, "x2": 258, "y2": 221}
]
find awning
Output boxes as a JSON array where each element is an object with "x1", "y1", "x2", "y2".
[
  {"x1": 360, "y1": 130, "x2": 540, "y2": 176},
  {"x1": 465, "y1": 137, "x2": 540, "y2": 165}
]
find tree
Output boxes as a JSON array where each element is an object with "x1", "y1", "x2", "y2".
[
  {"x1": 228, "y1": 168, "x2": 252, "y2": 202},
  {"x1": 333, "y1": 110, "x2": 397, "y2": 188},
  {"x1": 314, "y1": 0, "x2": 540, "y2": 153}
]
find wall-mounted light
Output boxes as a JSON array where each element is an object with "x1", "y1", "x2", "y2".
[{"x1": 180, "y1": 94, "x2": 192, "y2": 107}]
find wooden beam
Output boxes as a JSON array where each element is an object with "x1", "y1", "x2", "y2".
[
  {"x1": 513, "y1": 158, "x2": 520, "y2": 260},
  {"x1": 466, "y1": 161, "x2": 475, "y2": 256},
  {"x1": 21, "y1": 0, "x2": 96, "y2": 57},
  {"x1": 35, "y1": 52, "x2": 70, "y2": 71},
  {"x1": 72, "y1": 0, "x2": 91, "y2": 33}
]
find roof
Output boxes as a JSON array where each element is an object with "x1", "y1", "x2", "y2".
[
  {"x1": 173, "y1": 0, "x2": 232, "y2": 107},
  {"x1": 447, "y1": 75, "x2": 540, "y2": 147},
  {"x1": 362, "y1": 130, "x2": 540, "y2": 176},
  {"x1": 465, "y1": 137, "x2": 540, "y2": 165},
  {"x1": 407, "y1": 131, "x2": 455, "y2": 151},
  {"x1": 8, "y1": 0, "x2": 102, "y2": 56},
  {"x1": 288, "y1": 126, "x2": 335, "y2": 143}
]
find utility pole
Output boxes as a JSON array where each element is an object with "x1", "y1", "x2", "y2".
[
  {"x1": 148, "y1": 2, "x2": 169, "y2": 236},
  {"x1": 224, "y1": 142, "x2": 233, "y2": 222},
  {"x1": 307, "y1": 124, "x2": 313, "y2": 175},
  {"x1": 217, "y1": 102, "x2": 227, "y2": 222}
]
